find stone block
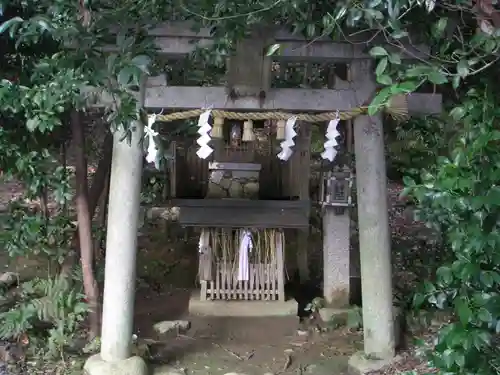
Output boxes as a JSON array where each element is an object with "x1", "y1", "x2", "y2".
[
  {"x1": 153, "y1": 365, "x2": 187, "y2": 375},
  {"x1": 84, "y1": 354, "x2": 148, "y2": 375},
  {"x1": 318, "y1": 306, "x2": 403, "y2": 348},
  {"x1": 323, "y1": 209, "x2": 360, "y2": 307},
  {"x1": 348, "y1": 351, "x2": 402, "y2": 375},
  {"x1": 207, "y1": 162, "x2": 261, "y2": 199},
  {"x1": 318, "y1": 307, "x2": 352, "y2": 326},
  {"x1": 153, "y1": 320, "x2": 190, "y2": 337}
]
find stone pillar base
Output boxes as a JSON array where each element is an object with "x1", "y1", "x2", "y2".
[
  {"x1": 84, "y1": 354, "x2": 148, "y2": 375},
  {"x1": 348, "y1": 351, "x2": 402, "y2": 375}
]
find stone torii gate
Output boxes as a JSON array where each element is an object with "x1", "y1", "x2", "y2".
[{"x1": 83, "y1": 22, "x2": 442, "y2": 375}]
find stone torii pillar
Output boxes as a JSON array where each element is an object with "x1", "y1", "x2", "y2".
[
  {"x1": 84, "y1": 83, "x2": 148, "y2": 375},
  {"x1": 348, "y1": 60, "x2": 396, "y2": 374}
]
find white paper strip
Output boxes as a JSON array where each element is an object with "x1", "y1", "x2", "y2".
[
  {"x1": 237, "y1": 230, "x2": 253, "y2": 281},
  {"x1": 196, "y1": 144, "x2": 213, "y2": 159},
  {"x1": 198, "y1": 229, "x2": 210, "y2": 254},
  {"x1": 321, "y1": 116, "x2": 340, "y2": 162},
  {"x1": 196, "y1": 109, "x2": 213, "y2": 160},
  {"x1": 277, "y1": 116, "x2": 297, "y2": 161},
  {"x1": 145, "y1": 114, "x2": 159, "y2": 164},
  {"x1": 196, "y1": 133, "x2": 211, "y2": 147}
]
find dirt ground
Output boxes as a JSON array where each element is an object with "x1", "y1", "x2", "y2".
[
  {"x1": 131, "y1": 282, "x2": 361, "y2": 375},
  {"x1": 0, "y1": 175, "x2": 440, "y2": 375}
]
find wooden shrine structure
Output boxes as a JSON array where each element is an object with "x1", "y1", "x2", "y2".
[{"x1": 90, "y1": 21, "x2": 442, "y2": 375}]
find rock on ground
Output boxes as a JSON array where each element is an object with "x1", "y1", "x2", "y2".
[{"x1": 152, "y1": 320, "x2": 190, "y2": 335}]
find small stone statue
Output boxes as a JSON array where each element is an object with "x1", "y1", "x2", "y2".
[{"x1": 230, "y1": 124, "x2": 242, "y2": 148}]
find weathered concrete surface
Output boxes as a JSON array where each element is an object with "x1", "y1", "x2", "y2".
[
  {"x1": 84, "y1": 354, "x2": 148, "y2": 375},
  {"x1": 100, "y1": 121, "x2": 144, "y2": 360},
  {"x1": 189, "y1": 291, "x2": 297, "y2": 317},
  {"x1": 153, "y1": 320, "x2": 191, "y2": 336},
  {"x1": 318, "y1": 307, "x2": 355, "y2": 326},
  {"x1": 323, "y1": 208, "x2": 359, "y2": 307},
  {"x1": 352, "y1": 60, "x2": 395, "y2": 360},
  {"x1": 319, "y1": 306, "x2": 404, "y2": 349},
  {"x1": 137, "y1": 86, "x2": 442, "y2": 113},
  {"x1": 348, "y1": 351, "x2": 402, "y2": 375},
  {"x1": 152, "y1": 365, "x2": 187, "y2": 375},
  {"x1": 89, "y1": 80, "x2": 442, "y2": 113}
]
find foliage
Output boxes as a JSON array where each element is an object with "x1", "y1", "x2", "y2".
[
  {"x1": 405, "y1": 85, "x2": 500, "y2": 374},
  {"x1": 1, "y1": 0, "x2": 499, "y2": 373},
  {"x1": 0, "y1": 0, "x2": 165, "y2": 141},
  {"x1": 0, "y1": 275, "x2": 88, "y2": 357},
  {"x1": 385, "y1": 115, "x2": 456, "y2": 180},
  {"x1": 141, "y1": 173, "x2": 167, "y2": 205}
]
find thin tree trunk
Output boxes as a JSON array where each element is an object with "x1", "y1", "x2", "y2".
[
  {"x1": 70, "y1": 110, "x2": 100, "y2": 339},
  {"x1": 88, "y1": 131, "x2": 113, "y2": 214},
  {"x1": 93, "y1": 169, "x2": 110, "y2": 263},
  {"x1": 59, "y1": 130, "x2": 113, "y2": 278}
]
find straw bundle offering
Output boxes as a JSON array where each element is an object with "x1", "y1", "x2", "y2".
[
  {"x1": 209, "y1": 228, "x2": 279, "y2": 266},
  {"x1": 203, "y1": 228, "x2": 285, "y2": 300}
]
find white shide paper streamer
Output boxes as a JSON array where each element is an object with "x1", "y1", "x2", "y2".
[
  {"x1": 145, "y1": 114, "x2": 159, "y2": 164},
  {"x1": 320, "y1": 114, "x2": 341, "y2": 162},
  {"x1": 277, "y1": 116, "x2": 297, "y2": 161},
  {"x1": 237, "y1": 230, "x2": 253, "y2": 281},
  {"x1": 196, "y1": 110, "x2": 213, "y2": 159},
  {"x1": 198, "y1": 229, "x2": 210, "y2": 254}
]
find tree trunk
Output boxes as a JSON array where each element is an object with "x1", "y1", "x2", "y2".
[
  {"x1": 94, "y1": 170, "x2": 111, "y2": 263},
  {"x1": 70, "y1": 110, "x2": 100, "y2": 339},
  {"x1": 88, "y1": 131, "x2": 113, "y2": 214},
  {"x1": 59, "y1": 130, "x2": 113, "y2": 279}
]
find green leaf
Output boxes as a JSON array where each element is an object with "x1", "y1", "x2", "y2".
[
  {"x1": 117, "y1": 67, "x2": 134, "y2": 87},
  {"x1": 427, "y1": 70, "x2": 448, "y2": 85},
  {"x1": 387, "y1": 53, "x2": 401, "y2": 65},
  {"x1": 369, "y1": 46, "x2": 388, "y2": 57},
  {"x1": 393, "y1": 81, "x2": 418, "y2": 94},
  {"x1": 405, "y1": 66, "x2": 432, "y2": 77},
  {"x1": 266, "y1": 44, "x2": 280, "y2": 56},
  {"x1": 413, "y1": 292, "x2": 426, "y2": 308},
  {"x1": 442, "y1": 349, "x2": 454, "y2": 368},
  {"x1": 0, "y1": 17, "x2": 23, "y2": 34},
  {"x1": 423, "y1": 280, "x2": 436, "y2": 293},
  {"x1": 457, "y1": 60, "x2": 469, "y2": 78},
  {"x1": 26, "y1": 118, "x2": 40, "y2": 132},
  {"x1": 454, "y1": 352, "x2": 465, "y2": 367},
  {"x1": 375, "y1": 57, "x2": 388, "y2": 76},
  {"x1": 450, "y1": 106, "x2": 466, "y2": 121},
  {"x1": 35, "y1": 18, "x2": 51, "y2": 32},
  {"x1": 452, "y1": 75, "x2": 461, "y2": 89},
  {"x1": 306, "y1": 24, "x2": 316, "y2": 38},
  {"x1": 477, "y1": 308, "x2": 493, "y2": 323},
  {"x1": 391, "y1": 30, "x2": 408, "y2": 39},
  {"x1": 436, "y1": 266, "x2": 453, "y2": 286},
  {"x1": 433, "y1": 18, "x2": 448, "y2": 37},
  {"x1": 334, "y1": 6, "x2": 348, "y2": 20},
  {"x1": 364, "y1": 9, "x2": 384, "y2": 21},
  {"x1": 376, "y1": 74, "x2": 392, "y2": 85},
  {"x1": 107, "y1": 53, "x2": 119, "y2": 73},
  {"x1": 455, "y1": 297, "x2": 472, "y2": 325},
  {"x1": 368, "y1": 86, "x2": 391, "y2": 115},
  {"x1": 130, "y1": 55, "x2": 151, "y2": 73}
]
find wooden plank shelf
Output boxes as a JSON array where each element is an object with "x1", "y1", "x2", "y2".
[{"x1": 172, "y1": 199, "x2": 310, "y2": 228}]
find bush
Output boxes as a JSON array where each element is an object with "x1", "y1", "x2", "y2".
[{"x1": 406, "y1": 85, "x2": 500, "y2": 374}]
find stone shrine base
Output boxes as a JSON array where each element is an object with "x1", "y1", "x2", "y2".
[
  {"x1": 348, "y1": 352, "x2": 403, "y2": 375},
  {"x1": 188, "y1": 291, "x2": 297, "y2": 317},
  {"x1": 84, "y1": 354, "x2": 148, "y2": 375}
]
